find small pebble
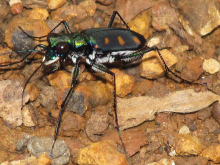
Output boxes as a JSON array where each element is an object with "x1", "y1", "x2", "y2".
[
  {"x1": 16, "y1": 134, "x2": 30, "y2": 151},
  {"x1": 175, "y1": 134, "x2": 203, "y2": 156},
  {"x1": 179, "y1": 125, "x2": 190, "y2": 134},
  {"x1": 22, "y1": 105, "x2": 38, "y2": 127},
  {"x1": 78, "y1": 17, "x2": 95, "y2": 30},
  {"x1": 47, "y1": 0, "x2": 66, "y2": 10},
  {"x1": 47, "y1": 70, "x2": 71, "y2": 89},
  {"x1": 181, "y1": 58, "x2": 204, "y2": 82},
  {"x1": 131, "y1": 79, "x2": 153, "y2": 96},
  {"x1": 101, "y1": 129, "x2": 148, "y2": 156},
  {"x1": 85, "y1": 108, "x2": 109, "y2": 141},
  {"x1": 128, "y1": 10, "x2": 151, "y2": 39},
  {"x1": 147, "y1": 36, "x2": 162, "y2": 47},
  {"x1": 27, "y1": 136, "x2": 70, "y2": 164},
  {"x1": 38, "y1": 153, "x2": 51, "y2": 165},
  {"x1": 0, "y1": 80, "x2": 29, "y2": 128},
  {"x1": 25, "y1": 83, "x2": 39, "y2": 102},
  {"x1": 59, "y1": 111, "x2": 84, "y2": 137},
  {"x1": 200, "y1": 144, "x2": 220, "y2": 163},
  {"x1": 197, "y1": 107, "x2": 212, "y2": 121},
  {"x1": 5, "y1": 18, "x2": 51, "y2": 48},
  {"x1": 204, "y1": 118, "x2": 219, "y2": 133},
  {"x1": 29, "y1": 8, "x2": 49, "y2": 20},
  {"x1": 106, "y1": 68, "x2": 134, "y2": 97},
  {"x1": 10, "y1": 2, "x2": 23, "y2": 14},
  {"x1": 186, "y1": 120, "x2": 197, "y2": 131},
  {"x1": 38, "y1": 86, "x2": 58, "y2": 110},
  {"x1": 94, "y1": 16, "x2": 104, "y2": 25},
  {"x1": 78, "y1": 0, "x2": 97, "y2": 17},
  {"x1": 77, "y1": 140, "x2": 128, "y2": 165},
  {"x1": 203, "y1": 58, "x2": 220, "y2": 74},
  {"x1": 51, "y1": 5, "x2": 87, "y2": 22}
]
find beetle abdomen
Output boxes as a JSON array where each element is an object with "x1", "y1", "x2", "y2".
[{"x1": 82, "y1": 28, "x2": 146, "y2": 51}]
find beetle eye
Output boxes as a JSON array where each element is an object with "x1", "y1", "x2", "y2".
[{"x1": 56, "y1": 42, "x2": 69, "y2": 54}]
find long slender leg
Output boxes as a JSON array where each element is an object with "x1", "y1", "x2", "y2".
[
  {"x1": 116, "y1": 46, "x2": 202, "y2": 84},
  {"x1": 50, "y1": 58, "x2": 80, "y2": 156},
  {"x1": 48, "y1": 21, "x2": 72, "y2": 34},
  {"x1": 108, "y1": 11, "x2": 130, "y2": 29},
  {"x1": 21, "y1": 63, "x2": 43, "y2": 109},
  {"x1": 18, "y1": 20, "x2": 71, "y2": 40},
  {"x1": 0, "y1": 44, "x2": 47, "y2": 68},
  {"x1": 153, "y1": 47, "x2": 194, "y2": 84},
  {"x1": 89, "y1": 60, "x2": 127, "y2": 152}
]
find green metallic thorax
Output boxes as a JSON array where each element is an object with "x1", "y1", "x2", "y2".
[{"x1": 48, "y1": 32, "x2": 90, "y2": 49}]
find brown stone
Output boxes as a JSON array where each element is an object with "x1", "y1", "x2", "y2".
[
  {"x1": 203, "y1": 58, "x2": 220, "y2": 74},
  {"x1": 5, "y1": 18, "x2": 50, "y2": 48},
  {"x1": 0, "y1": 80, "x2": 29, "y2": 128},
  {"x1": 51, "y1": 5, "x2": 87, "y2": 22},
  {"x1": 38, "y1": 153, "x2": 51, "y2": 165},
  {"x1": 140, "y1": 49, "x2": 177, "y2": 79},
  {"x1": 64, "y1": 138, "x2": 85, "y2": 157},
  {"x1": 10, "y1": 2, "x2": 23, "y2": 15},
  {"x1": 200, "y1": 144, "x2": 220, "y2": 163},
  {"x1": 131, "y1": 79, "x2": 153, "y2": 96},
  {"x1": 204, "y1": 118, "x2": 219, "y2": 133},
  {"x1": 128, "y1": 10, "x2": 151, "y2": 39},
  {"x1": 170, "y1": 0, "x2": 220, "y2": 36},
  {"x1": 38, "y1": 86, "x2": 58, "y2": 111},
  {"x1": 77, "y1": 140, "x2": 128, "y2": 165},
  {"x1": 78, "y1": 0, "x2": 97, "y2": 17},
  {"x1": 151, "y1": 1, "x2": 179, "y2": 31},
  {"x1": 25, "y1": 83, "x2": 39, "y2": 102},
  {"x1": 22, "y1": 104, "x2": 38, "y2": 127},
  {"x1": 175, "y1": 134, "x2": 203, "y2": 155},
  {"x1": 85, "y1": 107, "x2": 109, "y2": 141},
  {"x1": 47, "y1": 70, "x2": 71, "y2": 90},
  {"x1": 181, "y1": 58, "x2": 204, "y2": 82},
  {"x1": 29, "y1": 8, "x2": 49, "y2": 20},
  {"x1": 197, "y1": 107, "x2": 212, "y2": 121},
  {"x1": 57, "y1": 81, "x2": 112, "y2": 116},
  {"x1": 47, "y1": 0, "x2": 66, "y2": 10},
  {"x1": 101, "y1": 129, "x2": 148, "y2": 156},
  {"x1": 59, "y1": 111, "x2": 84, "y2": 137},
  {"x1": 106, "y1": 69, "x2": 134, "y2": 97}
]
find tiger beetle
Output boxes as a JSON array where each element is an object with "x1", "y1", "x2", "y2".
[{"x1": 0, "y1": 11, "x2": 199, "y2": 157}]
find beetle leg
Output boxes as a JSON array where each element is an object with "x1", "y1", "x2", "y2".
[
  {"x1": 18, "y1": 20, "x2": 72, "y2": 40},
  {"x1": 88, "y1": 59, "x2": 127, "y2": 153},
  {"x1": 50, "y1": 57, "x2": 80, "y2": 156},
  {"x1": 118, "y1": 46, "x2": 199, "y2": 84},
  {"x1": 108, "y1": 11, "x2": 130, "y2": 29},
  {"x1": 0, "y1": 44, "x2": 47, "y2": 68}
]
